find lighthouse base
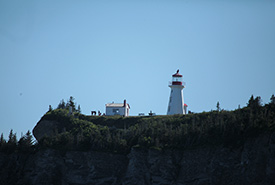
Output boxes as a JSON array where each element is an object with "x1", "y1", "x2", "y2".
[{"x1": 167, "y1": 85, "x2": 185, "y2": 115}]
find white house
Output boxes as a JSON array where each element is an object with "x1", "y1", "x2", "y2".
[{"x1": 105, "y1": 99, "x2": 130, "y2": 116}]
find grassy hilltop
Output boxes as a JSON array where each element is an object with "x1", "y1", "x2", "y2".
[
  {"x1": 33, "y1": 95, "x2": 275, "y2": 153},
  {"x1": 1, "y1": 95, "x2": 275, "y2": 154}
]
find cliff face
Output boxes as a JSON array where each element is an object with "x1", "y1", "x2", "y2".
[
  {"x1": 1, "y1": 133, "x2": 275, "y2": 185},
  {"x1": 33, "y1": 120, "x2": 61, "y2": 141}
]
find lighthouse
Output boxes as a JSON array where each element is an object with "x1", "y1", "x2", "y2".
[{"x1": 167, "y1": 69, "x2": 186, "y2": 115}]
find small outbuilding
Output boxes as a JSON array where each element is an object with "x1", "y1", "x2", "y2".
[{"x1": 105, "y1": 99, "x2": 130, "y2": 117}]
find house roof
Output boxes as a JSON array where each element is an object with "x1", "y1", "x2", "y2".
[{"x1": 106, "y1": 103, "x2": 130, "y2": 108}]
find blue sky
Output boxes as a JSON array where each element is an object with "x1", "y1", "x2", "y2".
[{"x1": 1, "y1": 0, "x2": 275, "y2": 139}]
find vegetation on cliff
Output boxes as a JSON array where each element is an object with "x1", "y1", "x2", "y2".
[
  {"x1": 0, "y1": 130, "x2": 34, "y2": 154},
  {"x1": 1, "y1": 95, "x2": 275, "y2": 154}
]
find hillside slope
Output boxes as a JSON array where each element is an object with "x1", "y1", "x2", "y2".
[
  {"x1": 1, "y1": 98, "x2": 275, "y2": 184},
  {"x1": 33, "y1": 101, "x2": 275, "y2": 153},
  {"x1": 1, "y1": 133, "x2": 275, "y2": 185}
]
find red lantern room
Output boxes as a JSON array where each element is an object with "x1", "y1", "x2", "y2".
[{"x1": 172, "y1": 69, "x2": 183, "y2": 85}]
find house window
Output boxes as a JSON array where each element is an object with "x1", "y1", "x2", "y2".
[{"x1": 113, "y1": 109, "x2": 119, "y2": 114}]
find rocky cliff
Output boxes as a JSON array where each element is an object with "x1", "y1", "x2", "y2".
[{"x1": 1, "y1": 133, "x2": 275, "y2": 185}]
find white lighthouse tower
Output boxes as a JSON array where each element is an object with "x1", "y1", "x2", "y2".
[{"x1": 167, "y1": 69, "x2": 186, "y2": 115}]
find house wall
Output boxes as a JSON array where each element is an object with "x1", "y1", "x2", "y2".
[{"x1": 106, "y1": 107, "x2": 128, "y2": 116}]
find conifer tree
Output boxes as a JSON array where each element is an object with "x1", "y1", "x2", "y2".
[
  {"x1": 68, "y1": 96, "x2": 76, "y2": 112},
  {"x1": 248, "y1": 95, "x2": 254, "y2": 107},
  {"x1": 49, "y1": 105, "x2": 53, "y2": 112},
  {"x1": 248, "y1": 95, "x2": 261, "y2": 108},
  {"x1": 24, "y1": 130, "x2": 34, "y2": 147},
  {"x1": 18, "y1": 130, "x2": 34, "y2": 152},
  {"x1": 8, "y1": 129, "x2": 17, "y2": 144},
  {"x1": 77, "y1": 105, "x2": 81, "y2": 113},
  {"x1": 270, "y1": 94, "x2": 275, "y2": 104},
  {"x1": 216, "y1": 101, "x2": 220, "y2": 112},
  {"x1": 57, "y1": 99, "x2": 66, "y2": 109},
  {"x1": 0, "y1": 133, "x2": 6, "y2": 146}
]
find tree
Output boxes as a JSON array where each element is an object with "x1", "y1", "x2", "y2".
[
  {"x1": 248, "y1": 95, "x2": 254, "y2": 107},
  {"x1": 57, "y1": 99, "x2": 66, "y2": 109},
  {"x1": 216, "y1": 101, "x2": 220, "y2": 112},
  {"x1": 255, "y1": 96, "x2": 262, "y2": 106},
  {"x1": 24, "y1": 130, "x2": 34, "y2": 146},
  {"x1": 248, "y1": 95, "x2": 262, "y2": 108},
  {"x1": 18, "y1": 130, "x2": 34, "y2": 152},
  {"x1": 68, "y1": 96, "x2": 76, "y2": 112},
  {"x1": 76, "y1": 105, "x2": 81, "y2": 113},
  {"x1": 8, "y1": 129, "x2": 17, "y2": 144},
  {"x1": 48, "y1": 105, "x2": 53, "y2": 112},
  {"x1": 270, "y1": 94, "x2": 275, "y2": 104},
  {"x1": 0, "y1": 133, "x2": 6, "y2": 146},
  {"x1": 6, "y1": 129, "x2": 17, "y2": 152}
]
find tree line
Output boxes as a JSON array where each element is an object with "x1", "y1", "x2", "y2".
[
  {"x1": 49, "y1": 96, "x2": 81, "y2": 114},
  {"x1": 0, "y1": 130, "x2": 34, "y2": 153}
]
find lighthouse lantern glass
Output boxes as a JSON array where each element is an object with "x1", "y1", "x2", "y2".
[{"x1": 172, "y1": 76, "x2": 182, "y2": 82}]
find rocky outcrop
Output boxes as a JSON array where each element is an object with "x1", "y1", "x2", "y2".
[
  {"x1": 33, "y1": 120, "x2": 62, "y2": 141},
  {"x1": 1, "y1": 133, "x2": 275, "y2": 185}
]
